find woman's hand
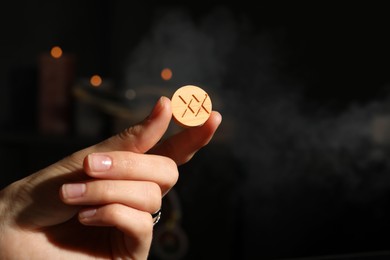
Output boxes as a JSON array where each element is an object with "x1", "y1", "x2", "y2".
[{"x1": 0, "y1": 96, "x2": 222, "y2": 259}]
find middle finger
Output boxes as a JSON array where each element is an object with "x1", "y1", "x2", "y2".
[
  {"x1": 83, "y1": 151, "x2": 179, "y2": 194},
  {"x1": 60, "y1": 180, "x2": 162, "y2": 214}
]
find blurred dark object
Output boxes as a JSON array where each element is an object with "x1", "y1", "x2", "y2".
[{"x1": 37, "y1": 49, "x2": 76, "y2": 136}]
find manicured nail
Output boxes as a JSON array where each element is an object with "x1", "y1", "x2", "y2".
[
  {"x1": 79, "y1": 208, "x2": 97, "y2": 219},
  {"x1": 88, "y1": 154, "x2": 112, "y2": 172},
  {"x1": 62, "y1": 183, "x2": 86, "y2": 199}
]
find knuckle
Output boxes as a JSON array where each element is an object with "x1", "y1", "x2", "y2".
[
  {"x1": 117, "y1": 125, "x2": 143, "y2": 152},
  {"x1": 96, "y1": 181, "x2": 115, "y2": 201},
  {"x1": 118, "y1": 125, "x2": 141, "y2": 141},
  {"x1": 145, "y1": 182, "x2": 162, "y2": 211},
  {"x1": 162, "y1": 158, "x2": 179, "y2": 188}
]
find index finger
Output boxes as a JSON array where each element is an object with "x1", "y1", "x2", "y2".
[{"x1": 149, "y1": 111, "x2": 222, "y2": 165}]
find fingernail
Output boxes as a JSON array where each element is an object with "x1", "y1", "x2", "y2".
[
  {"x1": 62, "y1": 183, "x2": 86, "y2": 199},
  {"x1": 88, "y1": 154, "x2": 112, "y2": 172},
  {"x1": 79, "y1": 208, "x2": 97, "y2": 219}
]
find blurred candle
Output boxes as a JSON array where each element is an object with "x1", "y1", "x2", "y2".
[
  {"x1": 161, "y1": 68, "x2": 172, "y2": 81},
  {"x1": 90, "y1": 74, "x2": 102, "y2": 87},
  {"x1": 38, "y1": 46, "x2": 76, "y2": 135}
]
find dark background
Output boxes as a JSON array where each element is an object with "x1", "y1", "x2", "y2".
[{"x1": 1, "y1": 2, "x2": 390, "y2": 259}]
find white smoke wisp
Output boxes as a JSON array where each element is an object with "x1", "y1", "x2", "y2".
[
  {"x1": 122, "y1": 7, "x2": 238, "y2": 99},
  {"x1": 122, "y1": 5, "x2": 390, "y2": 205}
]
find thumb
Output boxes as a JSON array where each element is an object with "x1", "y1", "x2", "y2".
[
  {"x1": 64, "y1": 96, "x2": 172, "y2": 172},
  {"x1": 96, "y1": 96, "x2": 172, "y2": 153}
]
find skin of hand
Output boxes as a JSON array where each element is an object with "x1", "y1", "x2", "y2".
[{"x1": 0, "y1": 96, "x2": 222, "y2": 260}]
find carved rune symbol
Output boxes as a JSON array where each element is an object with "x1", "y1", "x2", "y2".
[
  {"x1": 171, "y1": 85, "x2": 212, "y2": 127},
  {"x1": 178, "y1": 94, "x2": 210, "y2": 118}
]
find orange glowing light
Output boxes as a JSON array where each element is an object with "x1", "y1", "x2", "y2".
[
  {"x1": 90, "y1": 75, "x2": 102, "y2": 87},
  {"x1": 50, "y1": 46, "x2": 63, "y2": 59},
  {"x1": 161, "y1": 68, "x2": 172, "y2": 81}
]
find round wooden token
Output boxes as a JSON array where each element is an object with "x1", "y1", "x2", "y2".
[{"x1": 171, "y1": 85, "x2": 212, "y2": 127}]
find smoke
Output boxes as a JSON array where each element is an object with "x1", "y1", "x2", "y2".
[
  {"x1": 123, "y1": 7, "x2": 237, "y2": 96},
  {"x1": 122, "y1": 6, "x2": 390, "y2": 257},
  {"x1": 121, "y1": 4, "x2": 390, "y2": 201},
  {"x1": 125, "y1": 3, "x2": 389, "y2": 199}
]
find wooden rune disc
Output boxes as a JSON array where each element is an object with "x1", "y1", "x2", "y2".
[{"x1": 171, "y1": 85, "x2": 212, "y2": 127}]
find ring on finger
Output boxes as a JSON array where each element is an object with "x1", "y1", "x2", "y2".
[{"x1": 151, "y1": 209, "x2": 162, "y2": 226}]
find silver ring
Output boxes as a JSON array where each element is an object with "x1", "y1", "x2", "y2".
[{"x1": 152, "y1": 209, "x2": 162, "y2": 225}]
